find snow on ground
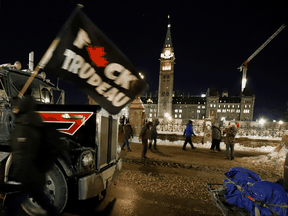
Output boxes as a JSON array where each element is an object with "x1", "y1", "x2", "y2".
[
  {"x1": 130, "y1": 137, "x2": 287, "y2": 168},
  {"x1": 131, "y1": 137, "x2": 276, "y2": 153},
  {"x1": 158, "y1": 131, "x2": 282, "y2": 140}
]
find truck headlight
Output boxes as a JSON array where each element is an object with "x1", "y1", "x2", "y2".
[
  {"x1": 82, "y1": 152, "x2": 93, "y2": 166},
  {"x1": 116, "y1": 143, "x2": 121, "y2": 160}
]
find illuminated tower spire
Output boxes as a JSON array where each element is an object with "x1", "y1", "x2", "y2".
[
  {"x1": 157, "y1": 15, "x2": 175, "y2": 118},
  {"x1": 164, "y1": 15, "x2": 173, "y2": 48}
]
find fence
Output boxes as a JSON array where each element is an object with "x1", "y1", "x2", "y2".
[{"x1": 154, "y1": 118, "x2": 288, "y2": 140}]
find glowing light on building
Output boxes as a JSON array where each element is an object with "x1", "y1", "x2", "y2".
[{"x1": 259, "y1": 118, "x2": 266, "y2": 125}]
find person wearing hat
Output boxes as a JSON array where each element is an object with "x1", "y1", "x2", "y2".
[
  {"x1": 225, "y1": 122, "x2": 237, "y2": 160},
  {"x1": 139, "y1": 121, "x2": 153, "y2": 159},
  {"x1": 182, "y1": 120, "x2": 197, "y2": 150}
]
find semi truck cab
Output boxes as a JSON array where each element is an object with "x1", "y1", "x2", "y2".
[{"x1": 0, "y1": 63, "x2": 122, "y2": 215}]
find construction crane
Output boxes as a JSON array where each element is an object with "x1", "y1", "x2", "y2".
[{"x1": 239, "y1": 24, "x2": 285, "y2": 92}]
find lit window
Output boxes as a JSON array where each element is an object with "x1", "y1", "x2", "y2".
[
  {"x1": 154, "y1": 114, "x2": 156, "y2": 117},
  {"x1": 220, "y1": 100, "x2": 222, "y2": 102},
  {"x1": 232, "y1": 105, "x2": 234, "y2": 108},
  {"x1": 218, "y1": 105, "x2": 221, "y2": 108},
  {"x1": 179, "y1": 114, "x2": 182, "y2": 118},
  {"x1": 192, "y1": 110, "x2": 195, "y2": 113},
  {"x1": 228, "y1": 105, "x2": 230, "y2": 108},
  {"x1": 222, "y1": 109, "x2": 226, "y2": 113},
  {"x1": 175, "y1": 114, "x2": 178, "y2": 118},
  {"x1": 249, "y1": 105, "x2": 251, "y2": 108},
  {"x1": 214, "y1": 104, "x2": 216, "y2": 108},
  {"x1": 179, "y1": 109, "x2": 182, "y2": 113},
  {"x1": 175, "y1": 109, "x2": 178, "y2": 113},
  {"x1": 245, "y1": 105, "x2": 247, "y2": 108},
  {"x1": 150, "y1": 109, "x2": 153, "y2": 112},
  {"x1": 243, "y1": 109, "x2": 250, "y2": 113},
  {"x1": 210, "y1": 104, "x2": 213, "y2": 107},
  {"x1": 227, "y1": 109, "x2": 230, "y2": 112},
  {"x1": 149, "y1": 113, "x2": 152, "y2": 117},
  {"x1": 198, "y1": 106, "x2": 201, "y2": 109},
  {"x1": 231, "y1": 109, "x2": 235, "y2": 113},
  {"x1": 238, "y1": 105, "x2": 240, "y2": 108},
  {"x1": 154, "y1": 109, "x2": 157, "y2": 112},
  {"x1": 162, "y1": 63, "x2": 171, "y2": 71},
  {"x1": 224, "y1": 105, "x2": 226, "y2": 108},
  {"x1": 198, "y1": 102, "x2": 200, "y2": 104},
  {"x1": 236, "y1": 109, "x2": 240, "y2": 113},
  {"x1": 197, "y1": 110, "x2": 200, "y2": 113},
  {"x1": 202, "y1": 106, "x2": 205, "y2": 109},
  {"x1": 217, "y1": 109, "x2": 221, "y2": 113}
]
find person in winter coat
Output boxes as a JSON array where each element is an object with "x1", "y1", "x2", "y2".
[
  {"x1": 149, "y1": 119, "x2": 159, "y2": 150},
  {"x1": 210, "y1": 124, "x2": 221, "y2": 153},
  {"x1": 121, "y1": 119, "x2": 133, "y2": 152},
  {"x1": 139, "y1": 121, "x2": 153, "y2": 159},
  {"x1": 225, "y1": 122, "x2": 237, "y2": 160},
  {"x1": 5, "y1": 96, "x2": 60, "y2": 216},
  {"x1": 182, "y1": 120, "x2": 197, "y2": 150}
]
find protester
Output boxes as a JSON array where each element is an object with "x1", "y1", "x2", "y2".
[
  {"x1": 120, "y1": 115, "x2": 125, "y2": 133},
  {"x1": 5, "y1": 96, "x2": 60, "y2": 216},
  {"x1": 210, "y1": 123, "x2": 221, "y2": 152},
  {"x1": 216, "y1": 125, "x2": 222, "y2": 151},
  {"x1": 149, "y1": 119, "x2": 159, "y2": 150},
  {"x1": 121, "y1": 119, "x2": 133, "y2": 152},
  {"x1": 225, "y1": 122, "x2": 237, "y2": 160},
  {"x1": 182, "y1": 120, "x2": 197, "y2": 150},
  {"x1": 139, "y1": 121, "x2": 153, "y2": 159}
]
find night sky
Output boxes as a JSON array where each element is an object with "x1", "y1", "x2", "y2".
[{"x1": 1, "y1": 0, "x2": 288, "y2": 121}]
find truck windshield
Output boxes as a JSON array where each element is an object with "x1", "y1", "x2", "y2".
[{"x1": 9, "y1": 72, "x2": 54, "y2": 104}]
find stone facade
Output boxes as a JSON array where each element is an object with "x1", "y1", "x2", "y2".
[
  {"x1": 128, "y1": 97, "x2": 145, "y2": 136},
  {"x1": 141, "y1": 92, "x2": 255, "y2": 122}
]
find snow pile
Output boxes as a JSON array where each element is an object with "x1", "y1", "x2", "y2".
[{"x1": 239, "y1": 145, "x2": 288, "y2": 169}]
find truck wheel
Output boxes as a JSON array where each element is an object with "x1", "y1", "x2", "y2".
[{"x1": 21, "y1": 164, "x2": 68, "y2": 216}]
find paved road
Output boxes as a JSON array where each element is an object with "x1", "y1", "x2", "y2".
[{"x1": 0, "y1": 142, "x2": 277, "y2": 216}]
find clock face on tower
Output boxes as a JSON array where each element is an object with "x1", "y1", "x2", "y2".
[{"x1": 164, "y1": 50, "x2": 171, "y2": 57}]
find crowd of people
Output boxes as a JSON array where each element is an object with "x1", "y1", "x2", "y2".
[{"x1": 121, "y1": 116, "x2": 239, "y2": 161}]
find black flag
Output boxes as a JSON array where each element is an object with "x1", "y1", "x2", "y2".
[{"x1": 39, "y1": 5, "x2": 148, "y2": 114}]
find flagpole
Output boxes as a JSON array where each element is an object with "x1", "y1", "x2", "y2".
[{"x1": 18, "y1": 4, "x2": 84, "y2": 98}]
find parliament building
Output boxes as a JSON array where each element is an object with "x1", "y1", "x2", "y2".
[{"x1": 140, "y1": 18, "x2": 255, "y2": 122}]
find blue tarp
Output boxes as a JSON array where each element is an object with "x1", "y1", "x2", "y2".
[{"x1": 223, "y1": 167, "x2": 288, "y2": 216}]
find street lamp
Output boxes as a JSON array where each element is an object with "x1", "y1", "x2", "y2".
[
  {"x1": 164, "y1": 112, "x2": 172, "y2": 121},
  {"x1": 139, "y1": 72, "x2": 144, "y2": 79},
  {"x1": 259, "y1": 118, "x2": 266, "y2": 126},
  {"x1": 279, "y1": 120, "x2": 283, "y2": 125}
]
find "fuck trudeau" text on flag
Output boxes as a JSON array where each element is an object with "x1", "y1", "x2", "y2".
[{"x1": 39, "y1": 5, "x2": 148, "y2": 114}]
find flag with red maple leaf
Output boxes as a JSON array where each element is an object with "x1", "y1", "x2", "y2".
[
  {"x1": 38, "y1": 5, "x2": 148, "y2": 114},
  {"x1": 86, "y1": 46, "x2": 108, "y2": 67}
]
